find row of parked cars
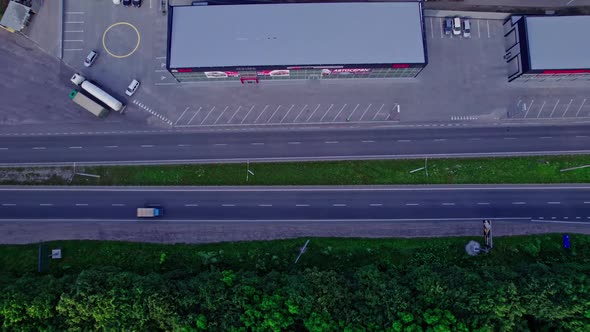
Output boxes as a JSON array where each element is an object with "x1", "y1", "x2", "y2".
[
  {"x1": 113, "y1": 0, "x2": 142, "y2": 7},
  {"x1": 444, "y1": 17, "x2": 471, "y2": 38},
  {"x1": 83, "y1": 50, "x2": 141, "y2": 97}
]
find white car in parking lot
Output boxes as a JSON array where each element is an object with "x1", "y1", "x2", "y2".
[
  {"x1": 463, "y1": 18, "x2": 471, "y2": 38},
  {"x1": 125, "y1": 79, "x2": 140, "y2": 96},
  {"x1": 452, "y1": 17, "x2": 462, "y2": 36}
]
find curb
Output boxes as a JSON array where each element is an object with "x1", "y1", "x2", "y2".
[{"x1": 58, "y1": 0, "x2": 63, "y2": 59}]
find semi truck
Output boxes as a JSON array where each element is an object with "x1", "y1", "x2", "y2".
[
  {"x1": 69, "y1": 89, "x2": 110, "y2": 118},
  {"x1": 137, "y1": 207, "x2": 164, "y2": 218},
  {"x1": 70, "y1": 73, "x2": 126, "y2": 112}
]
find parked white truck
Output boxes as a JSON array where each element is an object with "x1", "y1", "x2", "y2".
[
  {"x1": 69, "y1": 89, "x2": 110, "y2": 118},
  {"x1": 70, "y1": 73, "x2": 126, "y2": 112}
]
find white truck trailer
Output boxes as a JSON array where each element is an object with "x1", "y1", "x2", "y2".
[
  {"x1": 137, "y1": 207, "x2": 164, "y2": 218},
  {"x1": 70, "y1": 73, "x2": 126, "y2": 112},
  {"x1": 69, "y1": 90, "x2": 110, "y2": 118}
]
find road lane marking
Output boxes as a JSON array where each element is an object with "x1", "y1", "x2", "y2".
[
  {"x1": 111, "y1": 204, "x2": 125, "y2": 206},
  {"x1": 296, "y1": 204, "x2": 310, "y2": 207},
  {"x1": 1, "y1": 204, "x2": 16, "y2": 206},
  {"x1": 280, "y1": 104, "x2": 295, "y2": 123},
  {"x1": 214, "y1": 143, "x2": 227, "y2": 146},
  {"x1": 32, "y1": 147, "x2": 46, "y2": 150},
  {"x1": 477, "y1": 202, "x2": 490, "y2": 205},
  {"x1": 75, "y1": 203, "x2": 88, "y2": 206},
  {"x1": 187, "y1": 107, "x2": 202, "y2": 125},
  {"x1": 64, "y1": 48, "x2": 83, "y2": 51},
  {"x1": 0, "y1": 148, "x2": 8, "y2": 150},
  {"x1": 562, "y1": 99, "x2": 573, "y2": 117},
  {"x1": 174, "y1": 107, "x2": 190, "y2": 125},
  {"x1": 477, "y1": 19, "x2": 481, "y2": 38},
  {"x1": 39, "y1": 203, "x2": 53, "y2": 206},
  {"x1": 201, "y1": 106, "x2": 215, "y2": 124},
  {"x1": 141, "y1": 145, "x2": 154, "y2": 148},
  {"x1": 267, "y1": 105, "x2": 281, "y2": 123},
  {"x1": 68, "y1": 146, "x2": 83, "y2": 149},
  {"x1": 319, "y1": 104, "x2": 334, "y2": 122},
  {"x1": 222, "y1": 204, "x2": 235, "y2": 207},
  {"x1": 64, "y1": 21, "x2": 84, "y2": 24},
  {"x1": 547, "y1": 202, "x2": 561, "y2": 204},
  {"x1": 306, "y1": 104, "x2": 321, "y2": 122},
  {"x1": 251, "y1": 143, "x2": 264, "y2": 146},
  {"x1": 486, "y1": 20, "x2": 490, "y2": 38},
  {"x1": 397, "y1": 139, "x2": 411, "y2": 142},
  {"x1": 370, "y1": 203, "x2": 383, "y2": 206},
  {"x1": 405, "y1": 203, "x2": 419, "y2": 206},
  {"x1": 576, "y1": 136, "x2": 588, "y2": 138},
  {"x1": 512, "y1": 202, "x2": 526, "y2": 205},
  {"x1": 332, "y1": 204, "x2": 346, "y2": 207},
  {"x1": 293, "y1": 105, "x2": 308, "y2": 123},
  {"x1": 332, "y1": 104, "x2": 347, "y2": 122},
  {"x1": 241, "y1": 105, "x2": 256, "y2": 124},
  {"x1": 324, "y1": 141, "x2": 339, "y2": 144},
  {"x1": 504, "y1": 137, "x2": 516, "y2": 140},
  {"x1": 469, "y1": 138, "x2": 481, "y2": 141},
  {"x1": 63, "y1": 39, "x2": 83, "y2": 42},
  {"x1": 288, "y1": 142, "x2": 301, "y2": 145},
  {"x1": 254, "y1": 105, "x2": 269, "y2": 123},
  {"x1": 185, "y1": 204, "x2": 199, "y2": 207},
  {"x1": 539, "y1": 137, "x2": 552, "y2": 139},
  {"x1": 359, "y1": 104, "x2": 372, "y2": 121},
  {"x1": 532, "y1": 100, "x2": 545, "y2": 118},
  {"x1": 434, "y1": 139, "x2": 447, "y2": 142},
  {"x1": 430, "y1": 17, "x2": 434, "y2": 39},
  {"x1": 104, "y1": 145, "x2": 118, "y2": 148},
  {"x1": 214, "y1": 106, "x2": 229, "y2": 124},
  {"x1": 584, "y1": 201, "x2": 590, "y2": 204},
  {"x1": 227, "y1": 106, "x2": 243, "y2": 124},
  {"x1": 258, "y1": 204, "x2": 272, "y2": 207},
  {"x1": 442, "y1": 203, "x2": 455, "y2": 206},
  {"x1": 177, "y1": 144, "x2": 190, "y2": 147},
  {"x1": 361, "y1": 140, "x2": 375, "y2": 143},
  {"x1": 66, "y1": 11, "x2": 84, "y2": 14}
]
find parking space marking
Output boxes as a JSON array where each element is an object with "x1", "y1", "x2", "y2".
[
  {"x1": 332, "y1": 104, "x2": 347, "y2": 122},
  {"x1": 439, "y1": 18, "x2": 443, "y2": 38},
  {"x1": 562, "y1": 99, "x2": 573, "y2": 117},
  {"x1": 576, "y1": 99, "x2": 587, "y2": 117},
  {"x1": 280, "y1": 104, "x2": 295, "y2": 123},
  {"x1": 174, "y1": 107, "x2": 190, "y2": 125},
  {"x1": 64, "y1": 21, "x2": 84, "y2": 24},
  {"x1": 293, "y1": 105, "x2": 307, "y2": 122},
  {"x1": 214, "y1": 106, "x2": 228, "y2": 125},
  {"x1": 534, "y1": 101, "x2": 545, "y2": 118},
  {"x1": 227, "y1": 106, "x2": 242, "y2": 124},
  {"x1": 254, "y1": 105, "x2": 268, "y2": 123},
  {"x1": 64, "y1": 30, "x2": 83, "y2": 33},
  {"x1": 549, "y1": 100, "x2": 560, "y2": 118},
  {"x1": 306, "y1": 104, "x2": 321, "y2": 122},
  {"x1": 267, "y1": 105, "x2": 281, "y2": 123},
  {"x1": 63, "y1": 39, "x2": 83, "y2": 42},
  {"x1": 66, "y1": 12, "x2": 84, "y2": 14},
  {"x1": 487, "y1": 20, "x2": 490, "y2": 38},
  {"x1": 319, "y1": 104, "x2": 334, "y2": 122},
  {"x1": 201, "y1": 106, "x2": 216, "y2": 125},
  {"x1": 477, "y1": 20, "x2": 481, "y2": 39},
  {"x1": 346, "y1": 104, "x2": 360, "y2": 122},
  {"x1": 241, "y1": 105, "x2": 256, "y2": 124},
  {"x1": 187, "y1": 107, "x2": 202, "y2": 125},
  {"x1": 64, "y1": 49, "x2": 83, "y2": 51},
  {"x1": 359, "y1": 104, "x2": 372, "y2": 121},
  {"x1": 430, "y1": 17, "x2": 434, "y2": 39},
  {"x1": 372, "y1": 104, "x2": 385, "y2": 121}
]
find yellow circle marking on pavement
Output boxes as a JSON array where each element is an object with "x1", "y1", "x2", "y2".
[{"x1": 102, "y1": 22, "x2": 141, "y2": 58}]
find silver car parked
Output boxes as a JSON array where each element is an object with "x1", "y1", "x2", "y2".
[{"x1": 84, "y1": 50, "x2": 98, "y2": 67}]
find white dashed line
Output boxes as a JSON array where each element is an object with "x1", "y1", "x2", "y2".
[
  {"x1": 185, "y1": 204, "x2": 199, "y2": 207},
  {"x1": 214, "y1": 143, "x2": 227, "y2": 146},
  {"x1": 141, "y1": 145, "x2": 155, "y2": 148},
  {"x1": 1, "y1": 203, "x2": 16, "y2": 206},
  {"x1": 397, "y1": 140, "x2": 411, "y2": 142},
  {"x1": 296, "y1": 204, "x2": 310, "y2": 207},
  {"x1": 75, "y1": 203, "x2": 88, "y2": 206},
  {"x1": 222, "y1": 204, "x2": 236, "y2": 207},
  {"x1": 547, "y1": 202, "x2": 561, "y2": 205},
  {"x1": 177, "y1": 144, "x2": 190, "y2": 147},
  {"x1": 469, "y1": 138, "x2": 481, "y2": 141},
  {"x1": 32, "y1": 147, "x2": 46, "y2": 150},
  {"x1": 0, "y1": 148, "x2": 8, "y2": 150},
  {"x1": 504, "y1": 137, "x2": 516, "y2": 140},
  {"x1": 258, "y1": 204, "x2": 273, "y2": 207},
  {"x1": 370, "y1": 203, "x2": 383, "y2": 207},
  {"x1": 477, "y1": 202, "x2": 490, "y2": 205},
  {"x1": 539, "y1": 137, "x2": 553, "y2": 139},
  {"x1": 111, "y1": 204, "x2": 126, "y2": 206},
  {"x1": 576, "y1": 136, "x2": 588, "y2": 138},
  {"x1": 332, "y1": 204, "x2": 346, "y2": 207},
  {"x1": 324, "y1": 141, "x2": 339, "y2": 144},
  {"x1": 512, "y1": 202, "x2": 526, "y2": 205},
  {"x1": 442, "y1": 203, "x2": 456, "y2": 206},
  {"x1": 39, "y1": 203, "x2": 53, "y2": 206},
  {"x1": 288, "y1": 142, "x2": 301, "y2": 145},
  {"x1": 69, "y1": 146, "x2": 82, "y2": 149},
  {"x1": 105, "y1": 145, "x2": 118, "y2": 148},
  {"x1": 251, "y1": 142, "x2": 264, "y2": 146},
  {"x1": 405, "y1": 203, "x2": 419, "y2": 206},
  {"x1": 361, "y1": 140, "x2": 375, "y2": 143},
  {"x1": 434, "y1": 139, "x2": 447, "y2": 142}
]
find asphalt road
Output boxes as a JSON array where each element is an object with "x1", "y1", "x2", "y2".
[
  {"x1": 1, "y1": 185, "x2": 589, "y2": 222},
  {"x1": 1, "y1": 124, "x2": 590, "y2": 165}
]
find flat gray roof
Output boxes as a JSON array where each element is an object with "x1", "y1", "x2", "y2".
[
  {"x1": 169, "y1": 2, "x2": 425, "y2": 69},
  {"x1": 525, "y1": 16, "x2": 590, "y2": 70}
]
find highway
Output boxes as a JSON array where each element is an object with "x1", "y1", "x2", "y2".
[
  {"x1": 1, "y1": 124, "x2": 590, "y2": 165},
  {"x1": 1, "y1": 185, "x2": 589, "y2": 222}
]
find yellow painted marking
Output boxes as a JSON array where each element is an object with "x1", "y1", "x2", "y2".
[{"x1": 102, "y1": 22, "x2": 140, "y2": 58}]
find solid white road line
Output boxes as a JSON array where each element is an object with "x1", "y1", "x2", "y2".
[
  {"x1": 227, "y1": 106, "x2": 242, "y2": 124},
  {"x1": 371, "y1": 104, "x2": 385, "y2": 121},
  {"x1": 562, "y1": 99, "x2": 573, "y2": 117},
  {"x1": 359, "y1": 104, "x2": 372, "y2": 121},
  {"x1": 254, "y1": 105, "x2": 269, "y2": 124},
  {"x1": 332, "y1": 104, "x2": 347, "y2": 122},
  {"x1": 549, "y1": 100, "x2": 560, "y2": 117},
  {"x1": 214, "y1": 106, "x2": 229, "y2": 124},
  {"x1": 188, "y1": 107, "x2": 203, "y2": 125},
  {"x1": 201, "y1": 106, "x2": 216, "y2": 125}
]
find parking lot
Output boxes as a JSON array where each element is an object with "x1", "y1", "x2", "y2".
[{"x1": 508, "y1": 96, "x2": 590, "y2": 120}]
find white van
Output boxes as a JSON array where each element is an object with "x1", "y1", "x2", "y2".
[{"x1": 463, "y1": 19, "x2": 471, "y2": 38}]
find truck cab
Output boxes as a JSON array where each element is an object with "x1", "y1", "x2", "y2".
[{"x1": 137, "y1": 207, "x2": 164, "y2": 218}]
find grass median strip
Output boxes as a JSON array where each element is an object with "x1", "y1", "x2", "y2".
[{"x1": 1, "y1": 155, "x2": 590, "y2": 185}]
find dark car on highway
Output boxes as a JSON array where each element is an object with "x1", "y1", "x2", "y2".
[
  {"x1": 123, "y1": 0, "x2": 131, "y2": 6},
  {"x1": 133, "y1": 0, "x2": 141, "y2": 7}
]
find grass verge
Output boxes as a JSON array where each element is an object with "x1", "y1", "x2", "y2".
[
  {"x1": 2, "y1": 155, "x2": 590, "y2": 185},
  {"x1": 0, "y1": 234, "x2": 585, "y2": 276}
]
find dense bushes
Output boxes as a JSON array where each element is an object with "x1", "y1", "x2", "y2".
[{"x1": 1, "y1": 236, "x2": 589, "y2": 331}]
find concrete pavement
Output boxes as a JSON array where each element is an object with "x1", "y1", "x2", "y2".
[{"x1": 1, "y1": 124, "x2": 590, "y2": 166}]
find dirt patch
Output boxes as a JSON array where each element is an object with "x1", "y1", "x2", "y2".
[{"x1": 0, "y1": 167, "x2": 73, "y2": 184}]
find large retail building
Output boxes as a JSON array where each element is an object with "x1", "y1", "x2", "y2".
[
  {"x1": 166, "y1": 2, "x2": 427, "y2": 82},
  {"x1": 504, "y1": 15, "x2": 590, "y2": 82}
]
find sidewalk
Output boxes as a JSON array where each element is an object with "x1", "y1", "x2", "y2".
[{"x1": 25, "y1": 0, "x2": 62, "y2": 59}]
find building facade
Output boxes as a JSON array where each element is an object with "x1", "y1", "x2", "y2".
[
  {"x1": 167, "y1": 2, "x2": 427, "y2": 82},
  {"x1": 504, "y1": 15, "x2": 590, "y2": 82}
]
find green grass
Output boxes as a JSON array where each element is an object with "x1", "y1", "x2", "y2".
[
  {"x1": 69, "y1": 155, "x2": 590, "y2": 185},
  {"x1": 1, "y1": 234, "x2": 587, "y2": 276}
]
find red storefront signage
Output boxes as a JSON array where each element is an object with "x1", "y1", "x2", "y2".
[
  {"x1": 256, "y1": 70, "x2": 290, "y2": 77},
  {"x1": 321, "y1": 68, "x2": 371, "y2": 76},
  {"x1": 204, "y1": 71, "x2": 240, "y2": 78},
  {"x1": 542, "y1": 69, "x2": 590, "y2": 74}
]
